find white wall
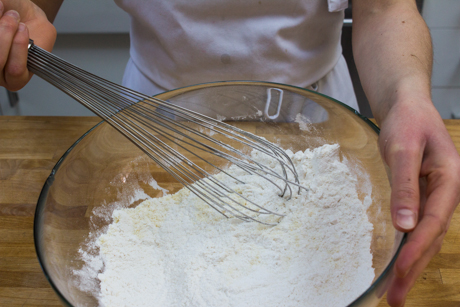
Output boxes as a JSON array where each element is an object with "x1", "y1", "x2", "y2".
[
  {"x1": 423, "y1": 0, "x2": 460, "y2": 119},
  {"x1": 53, "y1": 0, "x2": 130, "y2": 34}
]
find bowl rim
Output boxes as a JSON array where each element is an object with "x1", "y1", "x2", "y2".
[{"x1": 33, "y1": 80, "x2": 407, "y2": 307}]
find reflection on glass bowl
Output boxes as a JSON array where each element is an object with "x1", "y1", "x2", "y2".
[{"x1": 34, "y1": 81, "x2": 405, "y2": 307}]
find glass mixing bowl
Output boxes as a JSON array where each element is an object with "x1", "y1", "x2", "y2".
[{"x1": 34, "y1": 81, "x2": 405, "y2": 307}]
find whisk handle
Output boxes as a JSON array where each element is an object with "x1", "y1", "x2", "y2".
[{"x1": 28, "y1": 39, "x2": 34, "y2": 50}]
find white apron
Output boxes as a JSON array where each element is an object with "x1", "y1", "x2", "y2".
[{"x1": 114, "y1": 0, "x2": 358, "y2": 110}]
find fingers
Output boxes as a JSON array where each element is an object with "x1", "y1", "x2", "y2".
[
  {"x1": 394, "y1": 175, "x2": 458, "y2": 277},
  {"x1": 385, "y1": 141, "x2": 423, "y2": 232},
  {"x1": 387, "y1": 157, "x2": 459, "y2": 305},
  {"x1": 386, "y1": 234, "x2": 443, "y2": 307},
  {"x1": 5, "y1": 22, "x2": 30, "y2": 90},
  {"x1": 0, "y1": 6, "x2": 31, "y2": 91},
  {"x1": 0, "y1": 9, "x2": 20, "y2": 79}
]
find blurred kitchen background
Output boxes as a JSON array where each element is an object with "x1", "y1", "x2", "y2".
[{"x1": 0, "y1": 0, "x2": 458, "y2": 119}]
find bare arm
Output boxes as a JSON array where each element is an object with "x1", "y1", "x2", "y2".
[
  {"x1": 352, "y1": 0, "x2": 432, "y2": 125},
  {"x1": 352, "y1": 1, "x2": 460, "y2": 306}
]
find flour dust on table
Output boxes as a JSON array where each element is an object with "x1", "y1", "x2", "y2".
[{"x1": 74, "y1": 143, "x2": 375, "y2": 307}]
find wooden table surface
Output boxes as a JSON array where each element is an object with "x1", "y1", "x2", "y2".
[{"x1": 0, "y1": 116, "x2": 459, "y2": 307}]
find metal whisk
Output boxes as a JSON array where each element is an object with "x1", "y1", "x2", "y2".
[{"x1": 27, "y1": 40, "x2": 303, "y2": 225}]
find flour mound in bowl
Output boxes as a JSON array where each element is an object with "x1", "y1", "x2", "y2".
[{"x1": 85, "y1": 144, "x2": 375, "y2": 307}]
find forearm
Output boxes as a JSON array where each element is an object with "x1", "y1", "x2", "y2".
[{"x1": 352, "y1": 0, "x2": 433, "y2": 125}]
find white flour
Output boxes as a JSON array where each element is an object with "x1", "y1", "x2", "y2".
[{"x1": 78, "y1": 144, "x2": 375, "y2": 307}]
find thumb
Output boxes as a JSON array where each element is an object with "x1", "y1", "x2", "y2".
[{"x1": 386, "y1": 143, "x2": 423, "y2": 232}]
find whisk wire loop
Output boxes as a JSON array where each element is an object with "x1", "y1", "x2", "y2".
[{"x1": 27, "y1": 40, "x2": 305, "y2": 225}]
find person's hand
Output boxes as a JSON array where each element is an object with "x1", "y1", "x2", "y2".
[
  {"x1": 378, "y1": 98, "x2": 460, "y2": 306},
  {"x1": 0, "y1": 0, "x2": 57, "y2": 91}
]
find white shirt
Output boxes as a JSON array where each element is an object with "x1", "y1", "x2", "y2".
[{"x1": 114, "y1": 0, "x2": 358, "y2": 110}]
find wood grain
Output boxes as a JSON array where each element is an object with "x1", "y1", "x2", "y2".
[
  {"x1": 0, "y1": 116, "x2": 101, "y2": 307},
  {"x1": 0, "y1": 116, "x2": 459, "y2": 307}
]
